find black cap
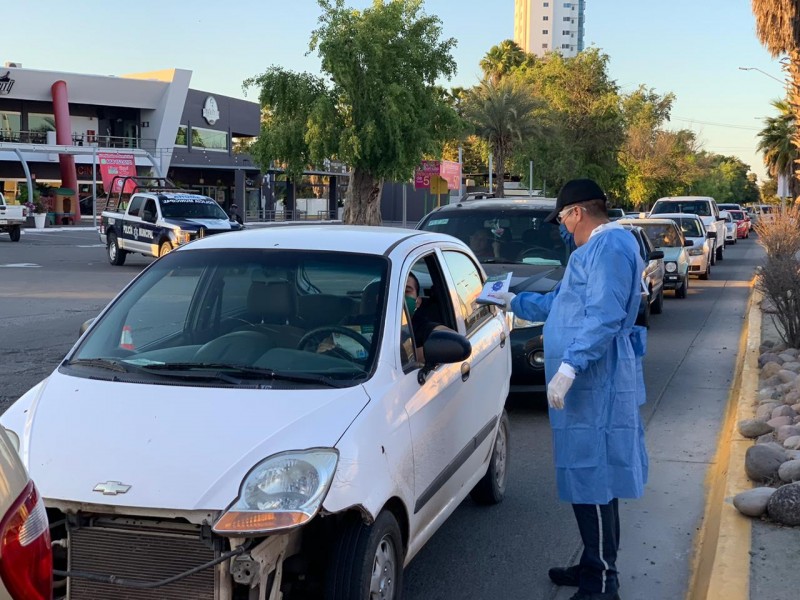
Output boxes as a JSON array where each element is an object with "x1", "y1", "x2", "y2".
[{"x1": 545, "y1": 178, "x2": 608, "y2": 223}]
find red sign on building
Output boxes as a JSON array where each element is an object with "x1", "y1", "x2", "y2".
[{"x1": 97, "y1": 153, "x2": 137, "y2": 194}]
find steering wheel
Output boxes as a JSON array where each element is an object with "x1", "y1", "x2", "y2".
[
  {"x1": 297, "y1": 325, "x2": 372, "y2": 359},
  {"x1": 518, "y1": 246, "x2": 562, "y2": 261}
]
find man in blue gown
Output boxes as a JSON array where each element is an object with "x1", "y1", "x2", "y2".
[{"x1": 498, "y1": 179, "x2": 648, "y2": 600}]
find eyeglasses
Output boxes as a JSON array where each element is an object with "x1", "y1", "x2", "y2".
[{"x1": 556, "y1": 205, "x2": 585, "y2": 224}]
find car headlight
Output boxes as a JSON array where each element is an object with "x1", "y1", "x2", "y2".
[
  {"x1": 213, "y1": 449, "x2": 338, "y2": 534},
  {"x1": 687, "y1": 246, "x2": 703, "y2": 256},
  {"x1": 174, "y1": 229, "x2": 192, "y2": 245},
  {"x1": 665, "y1": 262, "x2": 677, "y2": 273},
  {"x1": 512, "y1": 315, "x2": 544, "y2": 329}
]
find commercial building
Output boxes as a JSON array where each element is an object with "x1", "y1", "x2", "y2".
[
  {"x1": 0, "y1": 63, "x2": 260, "y2": 222},
  {"x1": 514, "y1": 0, "x2": 586, "y2": 58}
]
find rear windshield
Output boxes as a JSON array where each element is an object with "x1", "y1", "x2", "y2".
[
  {"x1": 639, "y1": 223, "x2": 682, "y2": 248},
  {"x1": 651, "y1": 201, "x2": 711, "y2": 217},
  {"x1": 419, "y1": 208, "x2": 568, "y2": 266},
  {"x1": 728, "y1": 210, "x2": 745, "y2": 220},
  {"x1": 664, "y1": 216, "x2": 703, "y2": 238}
]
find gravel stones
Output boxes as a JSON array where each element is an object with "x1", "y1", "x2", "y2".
[
  {"x1": 733, "y1": 487, "x2": 776, "y2": 517},
  {"x1": 761, "y1": 362, "x2": 782, "y2": 379},
  {"x1": 766, "y1": 482, "x2": 800, "y2": 526},
  {"x1": 778, "y1": 459, "x2": 800, "y2": 483},
  {"x1": 738, "y1": 419, "x2": 774, "y2": 438},
  {"x1": 745, "y1": 443, "x2": 787, "y2": 483}
]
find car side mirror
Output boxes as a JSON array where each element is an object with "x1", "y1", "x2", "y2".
[
  {"x1": 418, "y1": 330, "x2": 472, "y2": 385},
  {"x1": 707, "y1": 231, "x2": 716, "y2": 239},
  {"x1": 648, "y1": 250, "x2": 664, "y2": 260},
  {"x1": 684, "y1": 239, "x2": 693, "y2": 247},
  {"x1": 79, "y1": 318, "x2": 95, "y2": 336}
]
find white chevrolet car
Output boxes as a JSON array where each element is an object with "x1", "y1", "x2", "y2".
[{"x1": 1, "y1": 225, "x2": 511, "y2": 600}]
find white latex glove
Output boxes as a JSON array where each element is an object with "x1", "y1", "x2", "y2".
[
  {"x1": 494, "y1": 291, "x2": 516, "y2": 312},
  {"x1": 547, "y1": 366, "x2": 575, "y2": 410}
]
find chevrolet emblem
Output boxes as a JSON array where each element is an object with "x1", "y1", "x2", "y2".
[{"x1": 93, "y1": 481, "x2": 131, "y2": 495}]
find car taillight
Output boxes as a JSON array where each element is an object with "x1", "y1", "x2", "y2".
[{"x1": 0, "y1": 481, "x2": 52, "y2": 600}]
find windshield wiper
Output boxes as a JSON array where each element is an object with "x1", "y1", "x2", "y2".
[
  {"x1": 138, "y1": 363, "x2": 346, "y2": 388},
  {"x1": 66, "y1": 358, "x2": 134, "y2": 373}
]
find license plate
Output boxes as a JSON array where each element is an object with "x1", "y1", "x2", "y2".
[{"x1": 0, "y1": 219, "x2": 8, "y2": 225}]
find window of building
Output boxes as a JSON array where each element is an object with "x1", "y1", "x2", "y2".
[
  {"x1": 0, "y1": 111, "x2": 20, "y2": 140},
  {"x1": 562, "y1": 43, "x2": 572, "y2": 49},
  {"x1": 190, "y1": 127, "x2": 228, "y2": 151},
  {"x1": 543, "y1": 15, "x2": 549, "y2": 20},
  {"x1": 562, "y1": 30, "x2": 571, "y2": 35},
  {"x1": 542, "y1": 43, "x2": 548, "y2": 48},
  {"x1": 175, "y1": 125, "x2": 188, "y2": 147},
  {"x1": 29, "y1": 113, "x2": 55, "y2": 133},
  {"x1": 564, "y1": 2, "x2": 571, "y2": 7},
  {"x1": 542, "y1": 29, "x2": 549, "y2": 34},
  {"x1": 563, "y1": 16, "x2": 572, "y2": 21},
  {"x1": 543, "y1": 1, "x2": 549, "y2": 5}
]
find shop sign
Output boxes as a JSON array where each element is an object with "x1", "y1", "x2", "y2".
[
  {"x1": 0, "y1": 71, "x2": 15, "y2": 95},
  {"x1": 203, "y1": 96, "x2": 220, "y2": 125},
  {"x1": 98, "y1": 153, "x2": 137, "y2": 193}
]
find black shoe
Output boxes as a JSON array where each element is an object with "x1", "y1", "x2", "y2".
[
  {"x1": 548, "y1": 564, "x2": 581, "y2": 586},
  {"x1": 568, "y1": 591, "x2": 620, "y2": 600}
]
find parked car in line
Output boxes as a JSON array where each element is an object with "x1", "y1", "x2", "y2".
[
  {"x1": 721, "y1": 210, "x2": 737, "y2": 245},
  {"x1": 727, "y1": 209, "x2": 750, "y2": 239},
  {"x1": 717, "y1": 203, "x2": 742, "y2": 212},
  {"x1": 655, "y1": 213, "x2": 714, "y2": 280},
  {"x1": 0, "y1": 427, "x2": 52, "y2": 600},
  {"x1": 649, "y1": 196, "x2": 726, "y2": 263},
  {"x1": 607, "y1": 207, "x2": 626, "y2": 220},
  {"x1": 621, "y1": 218, "x2": 690, "y2": 299},
  {"x1": 621, "y1": 223, "x2": 665, "y2": 327},
  {"x1": 418, "y1": 196, "x2": 565, "y2": 393},
  {"x1": 1, "y1": 225, "x2": 512, "y2": 600}
]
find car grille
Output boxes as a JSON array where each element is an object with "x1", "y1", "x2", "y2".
[{"x1": 68, "y1": 523, "x2": 216, "y2": 600}]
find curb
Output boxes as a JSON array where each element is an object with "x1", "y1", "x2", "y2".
[{"x1": 687, "y1": 282, "x2": 761, "y2": 600}]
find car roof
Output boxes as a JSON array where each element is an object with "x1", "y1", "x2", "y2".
[
  {"x1": 177, "y1": 224, "x2": 454, "y2": 256},
  {"x1": 654, "y1": 196, "x2": 715, "y2": 203},
  {"x1": 620, "y1": 217, "x2": 680, "y2": 227},
  {"x1": 647, "y1": 212, "x2": 703, "y2": 221}
]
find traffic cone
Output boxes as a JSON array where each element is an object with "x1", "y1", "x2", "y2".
[{"x1": 119, "y1": 325, "x2": 135, "y2": 351}]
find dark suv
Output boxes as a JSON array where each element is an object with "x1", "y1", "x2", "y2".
[{"x1": 417, "y1": 197, "x2": 564, "y2": 393}]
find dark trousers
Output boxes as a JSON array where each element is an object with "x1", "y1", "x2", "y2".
[{"x1": 572, "y1": 498, "x2": 620, "y2": 594}]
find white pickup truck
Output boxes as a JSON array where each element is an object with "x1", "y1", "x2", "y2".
[
  {"x1": 99, "y1": 179, "x2": 243, "y2": 266},
  {"x1": 0, "y1": 192, "x2": 27, "y2": 242},
  {"x1": 649, "y1": 195, "x2": 727, "y2": 263}
]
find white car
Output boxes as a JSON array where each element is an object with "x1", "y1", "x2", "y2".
[
  {"x1": 721, "y1": 210, "x2": 737, "y2": 245},
  {"x1": 2, "y1": 225, "x2": 511, "y2": 600},
  {"x1": 0, "y1": 427, "x2": 52, "y2": 600},
  {"x1": 656, "y1": 213, "x2": 713, "y2": 279},
  {"x1": 649, "y1": 196, "x2": 726, "y2": 263}
]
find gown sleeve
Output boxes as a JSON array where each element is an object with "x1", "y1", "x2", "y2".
[{"x1": 509, "y1": 282, "x2": 560, "y2": 322}]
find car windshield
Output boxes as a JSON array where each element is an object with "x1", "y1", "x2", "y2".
[
  {"x1": 651, "y1": 201, "x2": 711, "y2": 217},
  {"x1": 729, "y1": 210, "x2": 745, "y2": 220},
  {"x1": 664, "y1": 216, "x2": 703, "y2": 238},
  {"x1": 67, "y1": 249, "x2": 388, "y2": 388},
  {"x1": 640, "y1": 223, "x2": 681, "y2": 248},
  {"x1": 419, "y1": 208, "x2": 568, "y2": 266},
  {"x1": 160, "y1": 196, "x2": 230, "y2": 219}
]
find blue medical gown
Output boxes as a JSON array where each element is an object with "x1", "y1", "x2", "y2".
[{"x1": 511, "y1": 226, "x2": 649, "y2": 505}]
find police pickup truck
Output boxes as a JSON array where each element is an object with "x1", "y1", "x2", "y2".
[
  {"x1": 0, "y1": 192, "x2": 27, "y2": 242},
  {"x1": 100, "y1": 183, "x2": 242, "y2": 265}
]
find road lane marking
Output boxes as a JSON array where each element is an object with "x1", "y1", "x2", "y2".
[{"x1": 0, "y1": 263, "x2": 41, "y2": 268}]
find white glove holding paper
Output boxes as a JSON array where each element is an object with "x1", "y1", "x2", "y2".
[
  {"x1": 493, "y1": 291, "x2": 516, "y2": 312},
  {"x1": 547, "y1": 364, "x2": 575, "y2": 410}
]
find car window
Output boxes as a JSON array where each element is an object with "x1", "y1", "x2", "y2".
[
  {"x1": 641, "y1": 223, "x2": 681, "y2": 248},
  {"x1": 729, "y1": 211, "x2": 744, "y2": 220},
  {"x1": 71, "y1": 249, "x2": 389, "y2": 387},
  {"x1": 127, "y1": 196, "x2": 143, "y2": 218},
  {"x1": 651, "y1": 201, "x2": 711, "y2": 217},
  {"x1": 665, "y1": 217, "x2": 703, "y2": 238},
  {"x1": 441, "y1": 251, "x2": 492, "y2": 334},
  {"x1": 419, "y1": 207, "x2": 567, "y2": 266}
]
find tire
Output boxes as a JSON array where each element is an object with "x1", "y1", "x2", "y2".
[
  {"x1": 699, "y1": 261, "x2": 710, "y2": 280},
  {"x1": 158, "y1": 241, "x2": 172, "y2": 257},
  {"x1": 636, "y1": 295, "x2": 651, "y2": 328},
  {"x1": 709, "y1": 243, "x2": 716, "y2": 266},
  {"x1": 107, "y1": 232, "x2": 127, "y2": 266},
  {"x1": 471, "y1": 410, "x2": 510, "y2": 505},
  {"x1": 651, "y1": 287, "x2": 664, "y2": 315},
  {"x1": 9, "y1": 225, "x2": 20, "y2": 242},
  {"x1": 325, "y1": 510, "x2": 403, "y2": 600},
  {"x1": 676, "y1": 275, "x2": 688, "y2": 299},
  {"x1": 716, "y1": 243, "x2": 724, "y2": 260}
]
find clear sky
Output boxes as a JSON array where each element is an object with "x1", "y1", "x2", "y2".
[{"x1": 1, "y1": 0, "x2": 782, "y2": 181}]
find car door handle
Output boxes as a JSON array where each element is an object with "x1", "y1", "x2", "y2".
[
  {"x1": 461, "y1": 362, "x2": 470, "y2": 382},
  {"x1": 500, "y1": 332, "x2": 506, "y2": 348}
]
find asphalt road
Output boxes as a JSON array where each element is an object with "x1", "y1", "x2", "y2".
[{"x1": 0, "y1": 227, "x2": 762, "y2": 600}]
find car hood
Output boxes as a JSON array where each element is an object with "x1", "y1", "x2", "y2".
[
  {"x1": 658, "y1": 247, "x2": 684, "y2": 261},
  {"x1": 483, "y1": 263, "x2": 565, "y2": 294},
  {"x1": 1, "y1": 372, "x2": 369, "y2": 511},
  {"x1": 167, "y1": 217, "x2": 239, "y2": 231}
]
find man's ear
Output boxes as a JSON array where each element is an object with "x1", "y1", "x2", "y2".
[{"x1": 415, "y1": 296, "x2": 422, "y2": 309}]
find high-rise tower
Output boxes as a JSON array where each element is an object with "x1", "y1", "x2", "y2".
[{"x1": 514, "y1": 0, "x2": 585, "y2": 58}]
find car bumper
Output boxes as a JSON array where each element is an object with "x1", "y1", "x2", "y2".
[
  {"x1": 663, "y1": 272, "x2": 684, "y2": 289},
  {"x1": 688, "y1": 254, "x2": 708, "y2": 274}
]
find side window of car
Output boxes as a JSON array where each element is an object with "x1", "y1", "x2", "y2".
[
  {"x1": 142, "y1": 199, "x2": 157, "y2": 222},
  {"x1": 127, "y1": 196, "x2": 143, "y2": 218},
  {"x1": 441, "y1": 251, "x2": 492, "y2": 334}
]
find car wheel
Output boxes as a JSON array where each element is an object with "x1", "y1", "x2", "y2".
[
  {"x1": 676, "y1": 276, "x2": 688, "y2": 299},
  {"x1": 709, "y1": 244, "x2": 716, "y2": 265},
  {"x1": 470, "y1": 410, "x2": 510, "y2": 505},
  {"x1": 651, "y1": 287, "x2": 664, "y2": 315},
  {"x1": 636, "y1": 296, "x2": 651, "y2": 328},
  {"x1": 158, "y1": 241, "x2": 172, "y2": 257},
  {"x1": 108, "y1": 233, "x2": 127, "y2": 266},
  {"x1": 700, "y1": 261, "x2": 710, "y2": 280},
  {"x1": 716, "y1": 244, "x2": 724, "y2": 260},
  {"x1": 325, "y1": 510, "x2": 403, "y2": 600},
  {"x1": 9, "y1": 225, "x2": 20, "y2": 242}
]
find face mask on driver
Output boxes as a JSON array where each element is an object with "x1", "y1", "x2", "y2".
[
  {"x1": 559, "y1": 223, "x2": 577, "y2": 252},
  {"x1": 405, "y1": 295, "x2": 418, "y2": 317}
]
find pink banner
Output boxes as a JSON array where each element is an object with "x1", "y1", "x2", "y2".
[
  {"x1": 98, "y1": 153, "x2": 137, "y2": 194},
  {"x1": 440, "y1": 160, "x2": 461, "y2": 190},
  {"x1": 415, "y1": 159, "x2": 461, "y2": 190}
]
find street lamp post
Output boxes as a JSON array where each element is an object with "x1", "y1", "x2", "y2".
[{"x1": 738, "y1": 66, "x2": 785, "y2": 85}]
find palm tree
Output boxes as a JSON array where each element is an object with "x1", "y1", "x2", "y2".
[
  {"x1": 463, "y1": 77, "x2": 541, "y2": 197},
  {"x1": 757, "y1": 98, "x2": 799, "y2": 198},
  {"x1": 480, "y1": 40, "x2": 527, "y2": 85},
  {"x1": 752, "y1": 1, "x2": 800, "y2": 196}
]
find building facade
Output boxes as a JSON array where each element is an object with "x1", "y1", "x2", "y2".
[
  {"x1": 0, "y1": 64, "x2": 261, "y2": 220},
  {"x1": 514, "y1": 0, "x2": 585, "y2": 58}
]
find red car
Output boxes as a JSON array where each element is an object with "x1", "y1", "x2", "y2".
[{"x1": 728, "y1": 210, "x2": 750, "y2": 239}]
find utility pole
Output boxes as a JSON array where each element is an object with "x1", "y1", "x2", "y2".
[{"x1": 488, "y1": 153, "x2": 493, "y2": 192}]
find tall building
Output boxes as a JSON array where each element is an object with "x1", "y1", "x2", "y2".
[{"x1": 514, "y1": 0, "x2": 585, "y2": 58}]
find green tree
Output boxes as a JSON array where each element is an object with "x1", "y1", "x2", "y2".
[
  {"x1": 245, "y1": 0, "x2": 459, "y2": 224},
  {"x1": 480, "y1": 39, "x2": 527, "y2": 85},
  {"x1": 757, "y1": 99, "x2": 799, "y2": 199},
  {"x1": 462, "y1": 77, "x2": 541, "y2": 197}
]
